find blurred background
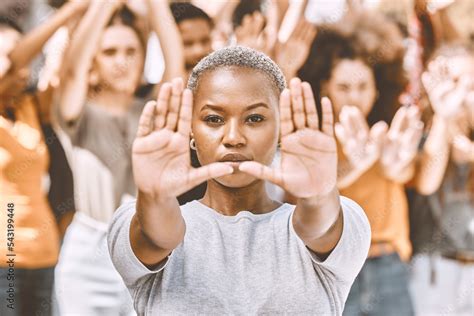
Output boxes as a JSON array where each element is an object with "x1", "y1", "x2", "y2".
[{"x1": 0, "y1": 0, "x2": 473, "y2": 315}]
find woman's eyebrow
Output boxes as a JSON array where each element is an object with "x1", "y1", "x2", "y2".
[
  {"x1": 201, "y1": 104, "x2": 224, "y2": 112},
  {"x1": 200, "y1": 103, "x2": 269, "y2": 112},
  {"x1": 245, "y1": 103, "x2": 269, "y2": 111}
]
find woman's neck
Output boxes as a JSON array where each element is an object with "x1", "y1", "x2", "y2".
[
  {"x1": 90, "y1": 89, "x2": 134, "y2": 116},
  {"x1": 200, "y1": 179, "x2": 281, "y2": 216}
]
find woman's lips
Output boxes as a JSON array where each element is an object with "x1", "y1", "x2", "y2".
[
  {"x1": 219, "y1": 153, "x2": 251, "y2": 172},
  {"x1": 219, "y1": 153, "x2": 251, "y2": 162}
]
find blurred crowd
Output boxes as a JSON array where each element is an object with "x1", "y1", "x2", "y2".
[{"x1": 0, "y1": 0, "x2": 473, "y2": 315}]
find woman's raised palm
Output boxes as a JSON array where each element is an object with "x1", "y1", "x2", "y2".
[
  {"x1": 132, "y1": 78, "x2": 233, "y2": 199},
  {"x1": 238, "y1": 78, "x2": 338, "y2": 199}
]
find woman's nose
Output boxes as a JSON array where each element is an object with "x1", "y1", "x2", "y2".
[
  {"x1": 347, "y1": 89, "x2": 360, "y2": 105},
  {"x1": 222, "y1": 119, "x2": 246, "y2": 148},
  {"x1": 115, "y1": 54, "x2": 128, "y2": 68}
]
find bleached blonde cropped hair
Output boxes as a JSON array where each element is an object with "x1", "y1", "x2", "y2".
[{"x1": 187, "y1": 46, "x2": 287, "y2": 93}]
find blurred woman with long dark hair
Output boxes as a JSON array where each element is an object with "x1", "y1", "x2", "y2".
[{"x1": 299, "y1": 11, "x2": 423, "y2": 315}]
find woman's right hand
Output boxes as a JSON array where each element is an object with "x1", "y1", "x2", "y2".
[
  {"x1": 274, "y1": 19, "x2": 317, "y2": 80},
  {"x1": 422, "y1": 56, "x2": 470, "y2": 119},
  {"x1": 379, "y1": 106, "x2": 424, "y2": 182},
  {"x1": 335, "y1": 105, "x2": 388, "y2": 172},
  {"x1": 132, "y1": 78, "x2": 233, "y2": 201},
  {"x1": 235, "y1": 11, "x2": 273, "y2": 56}
]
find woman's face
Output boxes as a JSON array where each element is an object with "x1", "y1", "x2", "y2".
[
  {"x1": 178, "y1": 18, "x2": 213, "y2": 71},
  {"x1": 426, "y1": 53, "x2": 474, "y2": 129},
  {"x1": 192, "y1": 66, "x2": 280, "y2": 188},
  {"x1": 93, "y1": 24, "x2": 144, "y2": 94},
  {"x1": 322, "y1": 58, "x2": 377, "y2": 119}
]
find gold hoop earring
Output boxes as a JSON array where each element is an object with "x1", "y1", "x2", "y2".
[{"x1": 190, "y1": 138, "x2": 197, "y2": 150}]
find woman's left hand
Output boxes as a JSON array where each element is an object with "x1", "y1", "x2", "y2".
[
  {"x1": 379, "y1": 106, "x2": 424, "y2": 182},
  {"x1": 274, "y1": 19, "x2": 317, "y2": 80},
  {"x1": 235, "y1": 11, "x2": 274, "y2": 57},
  {"x1": 238, "y1": 78, "x2": 337, "y2": 199}
]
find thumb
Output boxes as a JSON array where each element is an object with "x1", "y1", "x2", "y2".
[
  {"x1": 370, "y1": 121, "x2": 388, "y2": 150},
  {"x1": 186, "y1": 162, "x2": 234, "y2": 189},
  {"x1": 334, "y1": 122, "x2": 347, "y2": 145},
  {"x1": 238, "y1": 161, "x2": 284, "y2": 187}
]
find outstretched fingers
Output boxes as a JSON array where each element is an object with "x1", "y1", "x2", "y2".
[
  {"x1": 370, "y1": 121, "x2": 388, "y2": 150},
  {"x1": 302, "y1": 21, "x2": 317, "y2": 44},
  {"x1": 302, "y1": 82, "x2": 318, "y2": 129},
  {"x1": 136, "y1": 101, "x2": 156, "y2": 137},
  {"x1": 290, "y1": 78, "x2": 306, "y2": 130},
  {"x1": 187, "y1": 163, "x2": 234, "y2": 189},
  {"x1": 155, "y1": 82, "x2": 172, "y2": 130},
  {"x1": 401, "y1": 116, "x2": 424, "y2": 153},
  {"x1": 339, "y1": 106, "x2": 358, "y2": 140},
  {"x1": 337, "y1": 107, "x2": 357, "y2": 151},
  {"x1": 279, "y1": 89, "x2": 294, "y2": 137},
  {"x1": 251, "y1": 11, "x2": 265, "y2": 36},
  {"x1": 388, "y1": 106, "x2": 408, "y2": 138},
  {"x1": 334, "y1": 122, "x2": 348, "y2": 146},
  {"x1": 165, "y1": 78, "x2": 184, "y2": 131},
  {"x1": 321, "y1": 97, "x2": 334, "y2": 136},
  {"x1": 238, "y1": 161, "x2": 284, "y2": 187},
  {"x1": 177, "y1": 89, "x2": 193, "y2": 137},
  {"x1": 291, "y1": 19, "x2": 305, "y2": 40},
  {"x1": 350, "y1": 106, "x2": 369, "y2": 141}
]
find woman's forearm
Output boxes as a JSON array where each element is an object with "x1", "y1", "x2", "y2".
[
  {"x1": 61, "y1": 2, "x2": 109, "y2": 78},
  {"x1": 277, "y1": 0, "x2": 307, "y2": 43},
  {"x1": 146, "y1": 0, "x2": 185, "y2": 82},
  {"x1": 293, "y1": 187, "x2": 343, "y2": 256},
  {"x1": 59, "y1": 2, "x2": 117, "y2": 122},
  {"x1": 213, "y1": 1, "x2": 239, "y2": 25},
  {"x1": 415, "y1": 115, "x2": 451, "y2": 195},
  {"x1": 8, "y1": 2, "x2": 87, "y2": 74},
  {"x1": 130, "y1": 191, "x2": 186, "y2": 267}
]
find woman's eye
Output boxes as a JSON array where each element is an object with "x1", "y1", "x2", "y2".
[
  {"x1": 126, "y1": 48, "x2": 137, "y2": 57},
  {"x1": 337, "y1": 84, "x2": 350, "y2": 93},
  {"x1": 103, "y1": 48, "x2": 116, "y2": 56},
  {"x1": 246, "y1": 115, "x2": 265, "y2": 123},
  {"x1": 204, "y1": 115, "x2": 224, "y2": 124},
  {"x1": 359, "y1": 83, "x2": 368, "y2": 91}
]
